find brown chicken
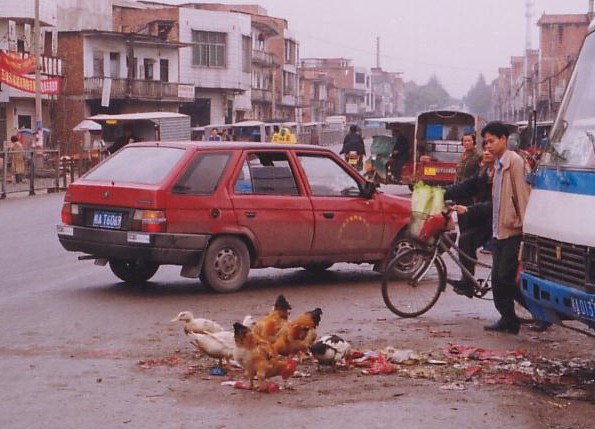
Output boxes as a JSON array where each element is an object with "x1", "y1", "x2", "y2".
[
  {"x1": 233, "y1": 322, "x2": 296, "y2": 391},
  {"x1": 271, "y1": 307, "x2": 323, "y2": 357},
  {"x1": 251, "y1": 294, "x2": 292, "y2": 343}
]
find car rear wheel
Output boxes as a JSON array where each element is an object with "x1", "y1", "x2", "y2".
[
  {"x1": 109, "y1": 259, "x2": 159, "y2": 283},
  {"x1": 200, "y1": 236, "x2": 250, "y2": 293}
]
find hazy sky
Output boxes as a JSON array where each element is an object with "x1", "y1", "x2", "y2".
[{"x1": 158, "y1": 0, "x2": 590, "y2": 98}]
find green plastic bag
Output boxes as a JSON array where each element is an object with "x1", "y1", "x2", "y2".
[{"x1": 409, "y1": 181, "x2": 445, "y2": 237}]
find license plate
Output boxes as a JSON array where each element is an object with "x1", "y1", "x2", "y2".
[
  {"x1": 424, "y1": 167, "x2": 437, "y2": 176},
  {"x1": 92, "y1": 210, "x2": 123, "y2": 229},
  {"x1": 571, "y1": 296, "x2": 595, "y2": 321}
]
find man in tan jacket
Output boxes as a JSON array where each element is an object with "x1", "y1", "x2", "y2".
[{"x1": 482, "y1": 121, "x2": 531, "y2": 334}]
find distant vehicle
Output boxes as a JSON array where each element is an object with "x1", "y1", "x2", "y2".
[
  {"x1": 363, "y1": 117, "x2": 416, "y2": 185},
  {"x1": 56, "y1": 142, "x2": 411, "y2": 293},
  {"x1": 325, "y1": 115, "x2": 347, "y2": 131},
  {"x1": 89, "y1": 112, "x2": 191, "y2": 147},
  {"x1": 412, "y1": 110, "x2": 485, "y2": 187},
  {"x1": 203, "y1": 121, "x2": 277, "y2": 142}
]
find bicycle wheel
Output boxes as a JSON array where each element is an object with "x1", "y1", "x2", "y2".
[{"x1": 382, "y1": 249, "x2": 446, "y2": 317}]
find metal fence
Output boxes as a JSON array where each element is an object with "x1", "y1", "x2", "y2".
[{"x1": 0, "y1": 147, "x2": 88, "y2": 199}]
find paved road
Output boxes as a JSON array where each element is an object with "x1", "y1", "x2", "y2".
[{"x1": 0, "y1": 179, "x2": 593, "y2": 429}]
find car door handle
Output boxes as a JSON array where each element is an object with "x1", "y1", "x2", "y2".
[
  {"x1": 323, "y1": 212, "x2": 334, "y2": 219},
  {"x1": 245, "y1": 211, "x2": 256, "y2": 218}
]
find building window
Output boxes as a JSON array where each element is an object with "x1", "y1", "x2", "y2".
[
  {"x1": 109, "y1": 52, "x2": 120, "y2": 78},
  {"x1": 283, "y1": 71, "x2": 295, "y2": 95},
  {"x1": 144, "y1": 59, "x2": 155, "y2": 80},
  {"x1": 93, "y1": 52, "x2": 104, "y2": 77},
  {"x1": 242, "y1": 35, "x2": 251, "y2": 73},
  {"x1": 284, "y1": 39, "x2": 296, "y2": 65},
  {"x1": 159, "y1": 59, "x2": 168, "y2": 82},
  {"x1": 355, "y1": 72, "x2": 365, "y2": 84},
  {"x1": 192, "y1": 30, "x2": 227, "y2": 67}
]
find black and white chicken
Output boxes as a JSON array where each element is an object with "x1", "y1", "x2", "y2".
[{"x1": 310, "y1": 334, "x2": 351, "y2": 368}]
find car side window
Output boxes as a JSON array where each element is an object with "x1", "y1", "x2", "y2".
[
  {"x1": 234, "y1": 152, "x2": 299, "y2": 196},
  {"x1": 173, "y1": 152, "x2": 230, "y2": 195},
  {"x1": 298, "y1": 155, "x2": 362, "y2": 197}
]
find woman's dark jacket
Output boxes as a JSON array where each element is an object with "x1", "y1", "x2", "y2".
[{"x1": 444, "y1": 165, "x2": 493, "y2": 229}]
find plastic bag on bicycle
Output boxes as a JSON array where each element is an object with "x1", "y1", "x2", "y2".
[{"x1": 418, "y1": 213, "x2": 448, "y2": 243}]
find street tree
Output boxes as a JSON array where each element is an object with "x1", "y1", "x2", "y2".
[{"x1": 464, "y1": 74, "x2": 492, "y2": 119}]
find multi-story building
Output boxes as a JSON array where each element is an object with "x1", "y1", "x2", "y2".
[
  {"x1": 0, "y1": 0, "x2": 60, "y2": 145},
  {"x1": 300, "y1": 58, "x2": 371, "y2": 124},
  {"x1": 536, "y1": 11, "x2": 592, "y2": 120},
  {"x1": 190, "y1": 3, "x2": 300, "y2": 122},
  {"x1": 299, "y1": 69, "x2": 334, "y2": 123},
  {"x1": 370, "y1": 67, "x2": 404, "y2": 117},
  {"x1": 116, "y1": 3, "x2": 252, "y2": 126}
]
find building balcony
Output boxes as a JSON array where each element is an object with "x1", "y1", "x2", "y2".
[
  {"x1": 84, "y1": 77, "x2": 194, "y2": 102},
  {"x1": 251, "y1": 87, "x2": 273, "y2": 103},
  {"x1": 252, "y1": 50, "x2": 277, "y2": 67}
]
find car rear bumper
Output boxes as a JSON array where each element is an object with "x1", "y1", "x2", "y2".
[{"x1": 57, "y1": 224, "x2": 209, "y2": 265}]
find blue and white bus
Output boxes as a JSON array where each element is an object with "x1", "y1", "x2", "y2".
[{"x1": 520, "y1": 20, "x2": 595, "y2": 331}]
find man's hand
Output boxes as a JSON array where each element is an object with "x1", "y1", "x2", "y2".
[{"x1": 452, "y1": 204, "x2": 468, "y2": 215}]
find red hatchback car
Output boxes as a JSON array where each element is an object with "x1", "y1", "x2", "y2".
[{"x1": 57, "y1": 142, "x2": 411, "y2": 292}]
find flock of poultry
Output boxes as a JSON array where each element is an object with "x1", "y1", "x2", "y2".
[{"x1": 171, "y1": 295, "x2": 352, "y2": 391}]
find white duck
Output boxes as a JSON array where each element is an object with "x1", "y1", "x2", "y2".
[
  {"x1": 310, "y1": 334, "x2": 352, "y2": 368},
  {"x1": 187, "y1": 330, "x2": 236, "y2": 367},
  {"x1": 171, "y1": 311, "x2": 224, "y2": 335}
]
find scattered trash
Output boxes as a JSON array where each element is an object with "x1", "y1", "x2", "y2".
[
  {"x1": 210, "y1": 368, "x2": 226, "y2": 376},
  {"x1": 440, "y1": 382, "x2": 465, "y2": 391}
]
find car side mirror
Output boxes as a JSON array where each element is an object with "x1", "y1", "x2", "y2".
[{"x1": 361, "y1": 180, "x2": 377, "y2": 199}]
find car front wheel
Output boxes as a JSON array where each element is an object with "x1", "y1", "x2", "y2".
[
  {"x1": 200, "y1": 236, "x2": 250, "y2": 293},
  {"x1": 108, "y1": 259, "x2": 159, "y2": 283}
]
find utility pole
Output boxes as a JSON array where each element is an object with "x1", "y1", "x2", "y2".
[
  {"x1": 34, "y1": 0, "x2": 42, "y2": 143},
  {"x1": 524, "y1": 0, "x2": 533, "y2": 121},
  {"x1": 31, "y1": 0, "x2": 42, "y2": 196}
]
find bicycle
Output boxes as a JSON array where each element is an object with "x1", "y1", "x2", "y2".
[{"x1": 381, "y1": 204, "x2": 496, "y2": 318}]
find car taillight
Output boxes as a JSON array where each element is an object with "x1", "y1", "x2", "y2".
[
  {"x1": 133, "y1": 210, "x2": 167, "y2": 233},
  {"x1": 61, "y1": 203, "x2": 80, "y2": 225}
]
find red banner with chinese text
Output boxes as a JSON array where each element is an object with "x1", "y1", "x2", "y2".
[
  {"x1": 0, "y1": 69, "x2": 61, "y2": 95},
  {"x1": 0, "y1": 51, "x2": 36, "y2": 74}
]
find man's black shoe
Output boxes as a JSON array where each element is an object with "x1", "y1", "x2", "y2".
[
  {"x1": 527, "y1": 321, "x2": 552, "y2": 332},
  {"x1": 447, "y1": 279, "x2": 474, "y2": 298},
  {"x1": 483, "y1": 320, "x2": 520, "y2": 335}
]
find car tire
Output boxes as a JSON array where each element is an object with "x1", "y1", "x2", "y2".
[
  {"x1": 302, "y1": 262, "x2": 334, "y2": 272},
  {"x1": 108, "y1": 259, "x2": 159, "y2": 283},
  {"x1": 200, "y1": 236, "x2": 250, "y2": 293}
]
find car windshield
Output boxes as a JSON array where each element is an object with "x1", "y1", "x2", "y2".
[
  {"x1": 84, "y1": 146, "x2": 186, "y2": 184},
  {"x1": 542, "y1": 30, "x2": 595, "y2": 168}
]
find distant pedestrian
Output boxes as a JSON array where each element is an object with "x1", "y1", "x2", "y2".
[
  {"x1": 208, "y1": 128, "x2": 221, "y2": 141},
  {"x1": 454, "y1": 131, "x2": 481, "y2": 185},
  {"x1": 9, "y1": 134, "x2": 25, "y2": 183}
]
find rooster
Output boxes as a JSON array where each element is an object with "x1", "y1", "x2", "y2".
[
  {"x1": 251, "y1": 295, "x2": 292, "y2": 343},
  {"x1": 171, "y1": 311, "x2": 223, "y2": 335},
  {"x1": 271, "y1": 308, "x2": 322, "y2": 357},
  {"x1": 234, "y1": 322, "x2": 295, "y2": 390}
]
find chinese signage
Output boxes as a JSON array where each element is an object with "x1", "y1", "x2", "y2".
[
  {"x1": 0, "y1": 51, "x2": 61, "y2": 95},
  {"x1": 0, "y1": 69, "x2": 61, "y2": 95}
]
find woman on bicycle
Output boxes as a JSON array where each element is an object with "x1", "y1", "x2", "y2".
[{"x1": 444, "y1": 141, "x2": 495, "y2": 297}]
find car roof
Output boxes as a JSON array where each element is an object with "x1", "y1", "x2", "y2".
[{"x1": 126, "y1": 141, "x2": 333, "y2": 152}]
